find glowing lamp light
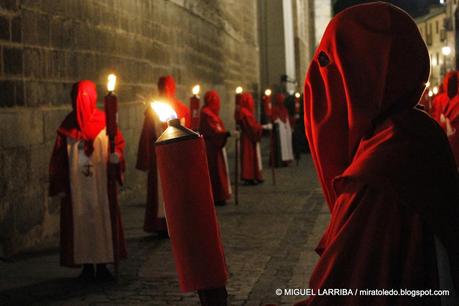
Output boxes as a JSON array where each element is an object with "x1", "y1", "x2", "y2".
[
  {"x1": 295, "y1": 92, "x2": 301, "y2": 98},
  {"x1": 192, "y1": 85, "x2": 200, "y2": 96},
  {"x1": 151, "y1": 101, "x2": 178, "y2": 122},
  {"x1": 425, "y1": 81, "x2": 430, "y2": 87},
  {"x1": 107, "y1": 74, "x2": 117, "y2": 92},
  {"x1": 433, "y1": 86, "x2": 439, "y2": 95},
  {"x1": 428, "y1": 90, "x2": 434, "y2": 97},
  {"x1": 442, "y1": 46, "x2": 452, "y2": 56},
  {"x1": 235, "y1": 86, "x2": 243, "y2": 94},
  {"x1": 264, "y1": 89, "x2": 272, "y2": 96}
]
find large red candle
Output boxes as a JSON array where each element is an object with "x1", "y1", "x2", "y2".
[
  {"x1": 263, "y1": 89, "x2": 272, "y2": 120},
  {"x1": 189, "y1": 85, "x2": 201, "y2": 131},
  {"x1": 103, "y1": 73, "x2": 120, "y2": 278},
  {"x1": 155, "y1": 119, "x2": 228, "y2": 292},
  {"x1": 234, "y1": 86, "x2": 243, "y2": 122}
]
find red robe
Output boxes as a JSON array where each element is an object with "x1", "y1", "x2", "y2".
[
  {"x1": 49, "y1": 80, "x2": 127, "y2": 267},
  {"x1": 239, "y1": 92, "x2": 263, "y2": 181},
  {"x1": 299, "y1": 3, "x2": 459, "y2": 305},
  {"x1": 137, "y1": 75, "x2": 191, "y2": 233},
  {"x1": 200, "y1": 90, "x2": 231, "y2": 203}
]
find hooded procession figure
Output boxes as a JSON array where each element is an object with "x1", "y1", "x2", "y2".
[
  {"x1": 136, "y1": 75, "x2": 191, "y2": 236},
  {"x1": 200, "y1": 90, "x2": 232, "y2": 206},
  {"x1": 239, "y1": 92, "x2": 264, "y2": 185},
  {"x1": 272, "y1": 93, "x2": 294, "y2": 167},
  {"x1": 49, "y1": 80, "x2": 127, "y2": 280},
  {"x1": 430, "y1": 71, "x2": 458, "y2": 124},
  {"x1": 298, "y1": 3, "x2": 459, "y2": 306}
]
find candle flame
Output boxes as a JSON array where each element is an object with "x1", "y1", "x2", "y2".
[
  {"x1": 428, "y1": 90, "x2": 433, "y2": 97},
  {"x1": 235, "y1": 86, "x2": 243, "y2": 94},
  {"x1": 150, "y1": 101, "x2": 177, "y2": 122},
  {"x1": 192, "y1": 85, "x2": 200, "y2": 95},
  {"x1": 264, "y1": 89, "x2": 271, "y2": 96},
  {"x1": 295, "y1": 92, "x2": 301, "y2": 98},
  {"x1": 107, "y1": 74, "x2": 117, "y2": 92},
  {"x1": 433, "y1": 86, "x2": 439, "y2": 95}
]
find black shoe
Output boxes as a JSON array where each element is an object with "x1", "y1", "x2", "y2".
[
  {"x1": 96, "y1": 264, "x2": 114, "y2": 282},
  {"x1": 215, "y1": 200, "x2": 226, "y2": 206},
  {"x1": 242, "y1": 180, "x2": 258, "y2": 186},
  {"x1": 78, "y1": 264, "x2": 95, "y2": 282},
  {"x1": 156, "y1": 230, "x2": 170, "y2": 239}
]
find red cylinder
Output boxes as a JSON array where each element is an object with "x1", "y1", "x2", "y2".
[
  {"x1": 234, "y1": 93, "x2": 242, "y2": 122},
  {"x1": 189, "y1": 95, "x2": 200, "y2": 131},
  {"x1": 155, "y1": 121, "x2": 228, "y2": 292},
  {"x1": 263, "y1": 95, "x2": 272, "y2": 119},
  {"x1": 104, "y1": 93, "x2": 118, "y2": 138}
]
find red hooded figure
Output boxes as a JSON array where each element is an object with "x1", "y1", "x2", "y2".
[
  {"x1": 158, "y1": 75, "x2": 191, "y2": 128},
  {"x1": 431, "y1": 71, "x2": 458, "y2": 123},
  {"x1": 272, "y1": 93, "x2": 294, "y2": 166},
  {"x1": 298, "y1": 3, "x2": 459, "y2": 306},
  {"x1": 200, "y1": 90, "x2": 232, "y2": 205},
  {"x1": 438, "y1": 72, "x2": 459, "y2": 167},
  {"x1": 272, "y1": 93, "x2": 289, "y2": 123},
  {"x1": 137, "y1": 75, "x2": 190, "y2": 236},
  {"x1": 49, "y1": 80, "x2": 127, "y2": 277},
  {"x1": 239, "y1": 92, "x2": 263, "y2": 183}
]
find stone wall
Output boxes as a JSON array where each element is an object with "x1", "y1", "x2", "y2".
[{"x1": 0, "y1": 0, "x2": 260, "y2": 256}]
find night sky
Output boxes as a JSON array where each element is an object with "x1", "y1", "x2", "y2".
[{"x1": 333, "y1": 0, "x2": 441, "y2": 17}]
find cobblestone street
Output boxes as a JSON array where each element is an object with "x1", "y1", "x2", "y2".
[{"x1": 0, "y1": 153, "x2": 329, "y2": 306}]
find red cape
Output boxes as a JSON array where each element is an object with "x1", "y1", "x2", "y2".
[
  {"x1": 239, "y1": 92, "x2": 263, "y2": 181},
  {"x1": 200, "y1": 90, "x2": 231, "y2": 202}
]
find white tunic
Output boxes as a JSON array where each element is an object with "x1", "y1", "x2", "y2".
[
  {"x1": 67, "y1": 129, "x2": 114, "y2": 264},
  {"x1": 275, "y1": 118, "x2": 294, "y2": 162}
]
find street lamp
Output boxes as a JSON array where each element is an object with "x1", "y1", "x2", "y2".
[{"x1": 442, "y1": 46, "x2": 452, "y2": 78}]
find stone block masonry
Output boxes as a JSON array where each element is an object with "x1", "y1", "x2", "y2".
[{"x1": 0, "y1": 0, "x2": 260, "y2": 256}]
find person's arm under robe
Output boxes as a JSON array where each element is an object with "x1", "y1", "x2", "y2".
[{"x1": 240, "y1": 114, "x2": 263, "y2": 143}]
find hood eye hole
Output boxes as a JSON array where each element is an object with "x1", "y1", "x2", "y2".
[{"x1": 318, "y1": 51, "x2": 330, "y2": 67}]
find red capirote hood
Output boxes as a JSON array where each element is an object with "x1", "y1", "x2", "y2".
[
  {"x1": 204, "y1": 90, "x2": 221, "y2": 115},
  {"x1": 304, "y1": 2, "x2": 429, "y2": 209},
  {"x1": 158, "y1": 75, "x2": 176, "y2": 98},
  {"x1": 442, "y1": 71, "x2": 458, "y2": 99},
  {"x1": 240, "y1": 92, "x2": 255, "y2": 114}
]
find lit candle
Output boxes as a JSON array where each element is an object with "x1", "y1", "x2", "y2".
[
  {"x1": 235, "y1": 86, "x2": 243, "y2": 121},
  {"x1": 105, "y1": 74, "x2": 118, "y2": 140},
  {"x1": 294, "y1": 92, "x2": 301, "y2": 119},
  {"x1": 263, "y1": 89, "x2": 272, "y2": 119},
  {"x1": 189, "y1": 84, "x2": 201, "y2": 131},
  {"x1": 152, "y1": 105, "x2": 228, "y2": 296},
  {"x1": 103, "y1": 73, "x2": 120, "y2": 278}
]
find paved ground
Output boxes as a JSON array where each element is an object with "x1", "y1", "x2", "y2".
[{"x1": 0, "y1": 153, "x2": 329, "y2": 306}]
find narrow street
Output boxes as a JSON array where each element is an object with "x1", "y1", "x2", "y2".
[{"x1": 0, "y1": 154, "x2": 329, "y2": 306}]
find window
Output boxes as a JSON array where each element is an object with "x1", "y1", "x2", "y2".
[{"x1": 436, "y1": 20, "x2": 439, "y2": 34}]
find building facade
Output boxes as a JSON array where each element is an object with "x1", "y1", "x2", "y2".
[{"x1": 416, "y1": 1, "x2": 459, "y2": 87}]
